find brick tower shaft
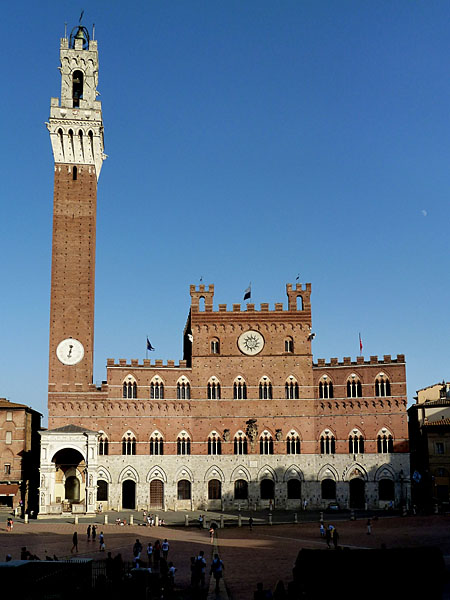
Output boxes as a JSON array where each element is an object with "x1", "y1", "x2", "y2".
[{"x1": 47, "y1": 25, "x2": 105, "y2": 393}]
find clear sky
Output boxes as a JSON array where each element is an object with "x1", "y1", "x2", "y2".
[{"x1": 1, "y1": 1, "x2": 449, "y2": 424}]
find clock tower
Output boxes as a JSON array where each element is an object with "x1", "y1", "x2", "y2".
[{"x1": 47, "y1": 25, "x2": 105, "y2": 390}]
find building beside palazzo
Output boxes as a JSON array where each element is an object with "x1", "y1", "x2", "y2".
[
  {"x1": 0, "y1": 398, "x2": 41, "y2": 513},
  {"x1": 408, "y1": 382, "x2": 450, "y2": 509},
  {"x1": 38, "y1": 24, "x2": 410, "y2": 516}
]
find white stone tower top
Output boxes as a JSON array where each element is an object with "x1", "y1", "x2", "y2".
[{"x1": 47, "y1": 25, "x2": 106, "y2": 178}]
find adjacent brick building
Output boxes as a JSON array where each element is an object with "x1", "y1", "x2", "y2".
[
  {"x1": 39, "y1": 25, "x2": 410, "y2": 515},
  {"x1": 0, "y1": 399, "x2": 41, "y2": 513}
]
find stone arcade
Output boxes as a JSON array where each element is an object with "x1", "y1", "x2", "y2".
[{"x1": 39, "y1": 25, "x2": 410, "y2": 516}]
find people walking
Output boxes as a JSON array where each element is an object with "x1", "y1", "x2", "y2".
[
  {"x1": 92, "y1": 524, "x2": 97, "y2": 541},
  {"x1": 249, "y1": 516, "x2": 254, "y2": 531},
  {"x1": 99, "y1": 531, "x2": 105, "y2": 551},
  {"x1": 71, "y1": 531, "x2": 78, "y2": 553},
  {"x1": 195, "y1": 550, "x2": 206, "y2": 588},
  {"x1": 162, "y1": 538, "x2": 169, "y2": 560},
  {"x1": 87, "y1": 524, "x2": 91, "y2": 541},
  {"x1": 367, "y1": 518, "x2": 372, "y2": 535},
  {"x1": 210, "y1": 553, "x2": 224, "y2": 591},
  {"x1": 319, "y1": 523, "x2": 325, "y2": 537}
]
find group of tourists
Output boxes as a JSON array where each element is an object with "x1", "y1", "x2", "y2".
[
  {"x1": 189, "y1": 549, "x2": 224, "y2": 592},
  {"x1": 319, "y1": 522, "x2": 340, "y2": 549}
]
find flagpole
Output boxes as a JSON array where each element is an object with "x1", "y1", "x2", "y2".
[{"x1": 146, "y1": 334, "x2": 148, "y2": 360}]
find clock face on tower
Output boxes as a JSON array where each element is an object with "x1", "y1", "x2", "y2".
[
  {"x1": 56, "y1": 338, "x2": 85, "y2": 366},
  {"x1": 238, "y1": 330, "x2": 265, "y2": 355}
]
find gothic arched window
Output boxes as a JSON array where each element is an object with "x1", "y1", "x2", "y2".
[
  {"x1": 150, "y1": 380, "x2": 164, "y2": 399},
  {"x1": 347, "y1": 376, "x2": 362, "y2": 398},
  {"x1": 377, "y1": 431, "x2": 394, "y2": 453},
  {"x1": 207, "y1": 380, "x2": 221, "y2": 400},
  {"x1": 320, "y1": 432, "x2": 336, "y2": 455},
  {"x1": 348, "y1": 431, "x2": 365, "y2": 454},
  {"x1": 123, "y1": 378, "x2": 137, "y2": 399},
  {"x1": 234, "y1": 432, "x2": 248, "y2": 455},
  {"x1": 259, "y1": 379, "x2": 273, "y2": 400},
  {"x1": 260, "y1": 431, "x2": 274, "y2": 455},
  {"x1": 177, "y1": 432, "x2": 191, "y2": 455},
  {"x1": 177, "y1": 380, "x2": 191, "y2": 400},
  {"x1": 286, "y1": 432, "x2": 301, "y2": 455},
  {"x1": 285, "y1": 378, "x2": 299, "y2": 399},
  {"x1": 122, "y1": 432, "x2": 136, "y2": 455},
  {"x1": 233, "y1": 379, "x2": 247, "y2": 400},
  {"x1": 319, "y1": 377, "x2": 334, "y2": 399},
  {"x1": 149, "y1": 432, "x2": 164, "y2": 455},
  {"x1": 208, "y1": 433, "x2": 222, "y2": 455},
  {"x1": 375, "y1": 375, "x2": 391, "y2": 397},
  {"x1": 98, "y1": 433, "x2": 109, "y2": 456},
  {"x1": 285, "y1": 337, "x2": 294, "y2": 353}
]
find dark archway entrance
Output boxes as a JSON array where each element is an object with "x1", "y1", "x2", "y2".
[
  {"x1": 150, "y1": 480, "x2": 164, "y2": 509},
  {"x1": 349, "y1": 478, "x2": 365, "y2": 508},
  {"x1": 52, "y1": 448, "x2": 85, "y2": 504},
  {"x1": 260, "y1": 479, "x2": 275, "y2": 500},
  {"x1": 65, "y1": 476, "x2": 80, "y2": 501},
  {"x1": 122, "y1": 480, "x2": 136, "y2": 509}
]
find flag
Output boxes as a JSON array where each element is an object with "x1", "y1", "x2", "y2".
[
  {"x1": 243, "y1": 283, "x2": 251, "y2": 301},
  {"x1": 296, "y1": 273, "x2": 300, "y2": 281},
  {"x1": 188, "y1": 334, "x2": 193, "y2": 343},
  {"x1": 359, "y1": 333, "x2": 363, "y2": 355},
  {"x1": 147, "y1": 337, "x2": 155, "y2": 351}
]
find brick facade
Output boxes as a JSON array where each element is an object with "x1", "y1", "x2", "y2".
[
  {"x1": 39, "y1": 26, "x2": 410, "y2": 516},
  {"x1": 0, "y1": 399, "x2": 41, "y2": 513}
]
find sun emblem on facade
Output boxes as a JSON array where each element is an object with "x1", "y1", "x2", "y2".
[{"x1": 238, "y1": 330, "x2": 265, "y2": 355}]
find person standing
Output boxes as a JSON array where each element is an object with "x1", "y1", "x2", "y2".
[
  {"x1": 154, "y1": 539, "x2": 161, "y2": 565},
  {"x1": 332, "y1": 527, "x2": 339, "y2": 549},
  {"x1": 133, "y1": 538, "x2": 143, "y2": 559},
  {"x1": 325, "y1": 527, "x2": 331, "y2": 549},
  {"x1": 92, "y1": 524, "x2": 97, "y2": 542},
  {"x1": 147, "y1": 542, "x2": 153, "y2": 566},
  {"x1": 71, "y1": 531, "x2": 78, "y2": 553},
  {"x1": 367, "y1": 518, "x2": 372, "y2": 535},
  {"x1": 168, "y1": 561, "x2": 176, "y2": 589},
  {"x1": 210, "y1": 553, "x2": 224, "y2": 592},
  {"x1": 195, "y1": 550, "x2": 207, "y2": 588},
  {"x1": 209, "y1": 526, "x2": 215, "y2": 543},
  {"x1": 87, "y1": 524, "x2": 91, "y2": 541},
  {"x1": 99, "y1": 531, "x2": 105, "y2": 551},
  {"x1": 249, "y1": 516, "x2": 254, "y2": 531},
  {"x1": 319, "y1": 523, "x2": 325, "y2": 537},
  {"x1": 162, "y1": 538, "x2": 169, "y2": 560}
]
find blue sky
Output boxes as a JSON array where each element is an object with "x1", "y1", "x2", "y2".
[{"x1": 1, "y1": 1, "x2": 449, "y2": 423}]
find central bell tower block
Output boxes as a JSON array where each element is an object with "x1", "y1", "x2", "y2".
[{"x1": 47, "y1": 25, "x2": 105, "y2": 391}]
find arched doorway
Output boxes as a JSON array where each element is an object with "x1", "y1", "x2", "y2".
[
  {"x1": 260, "y1": 479, "x2": 275, "y2": 500},
  {"x1": 65, "y1": 476, "x2": 80, "y2": 501},
  {"x1": 97, "y1": 480, "x2": 108, "y2": 502},
  {"x1": 287, "y1": 479, "x2": 301, "y2": 499},
  {"x1": 150, "y1": 480, "x2": 164, "y2": 509},
  {"x1": 52, "y1": 448, "x2": 85, "y2": 505},
  {"x1": 349, "y1": 478, "x2": 365, "y2": 508},
  {"x1": 122, "y1": 480, "x2": 136, "y2": 509}
]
